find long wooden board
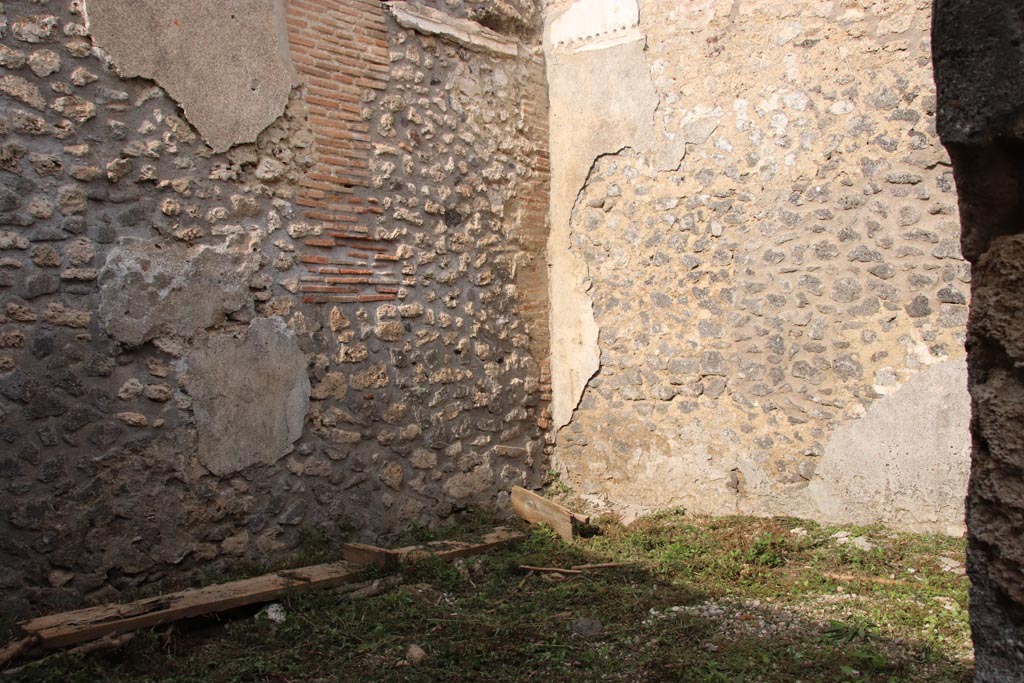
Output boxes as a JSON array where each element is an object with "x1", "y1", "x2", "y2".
[
  {"x1": 393, "y1": 527, "x2": 524, "y2": 562},
  {"x1": 14, "y1": 526, "x2": 525, "y2": 655},
  {"x1": 511, "y1": 486, "x2": 589, "y2": 542},
  {"x1": 20, "y1": 561, "x2": 367, "y2": 650}
]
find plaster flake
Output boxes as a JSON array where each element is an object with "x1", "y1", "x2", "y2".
[
  {"x1": 544, "y1": 35, "x2": 657, "y2": 428},
  {"x1": 185, "y1": 318, "x2": 311, "y2": 476},
  {"x1": 807, "y1": 360, "x2": 970, "y2": 535},
  {"x1": 83, "y1": 0, "x2": 296, "y2": 152}
]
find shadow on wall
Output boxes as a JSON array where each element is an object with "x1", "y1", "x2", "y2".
[{"x1": 934, "y1": 0, "x2": 1024, "y2": 679}]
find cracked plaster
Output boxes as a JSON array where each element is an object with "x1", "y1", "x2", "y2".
[
  {"x1": 544, "y1": 0, "x2": 719, "y2": 429},
  {"x1": 84, "y1": 0, "x2": 297, "y2": 152}
]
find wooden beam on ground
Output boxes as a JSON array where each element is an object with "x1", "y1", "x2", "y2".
[
  {"x1": 8, "y1": 526, "x2": 524, "y2": 660},
  {"x1": 2, "y1": 634, "x2": 133, "y2": 677},
  {"x1": 511, "y1": 486, "x2": 589, "y2": 542},
  {"x1": 519, "y1": 562, "x2": 632, "y2": 575},
  {"x1": 393, "y1": 527, "x2": 525, "y2": 563},
  {"x1": 820, "y1": 571, "x2": 909, "y2": 587},
  {"x1": 0, "y1": 636, "x2": 37, "y2": 670},
  {"x1": 18, "y1": 560, "x2": 367, "y2": 651},
  {"x1": 341, "y1": 542, "x2": 399, "y2": 569}
]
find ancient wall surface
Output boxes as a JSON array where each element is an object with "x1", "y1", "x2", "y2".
[
  {"x1": 934, "y1": 0, "x2": 1024, "y2": 679},
  {"x1": 0, "y1": 0, "x2": 550, "y2": 617},
  {"x1": 545, "y1": 0, "x2": 970, "y2": 532}
]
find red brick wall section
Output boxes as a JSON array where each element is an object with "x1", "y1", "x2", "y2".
[{"x1": 286, "y1": 0, "x2": 398, "y2": 305}]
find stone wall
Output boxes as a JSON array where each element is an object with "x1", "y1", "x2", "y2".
[
  {"x1": 0, "y1": 0, "x2": 551, "y2": 617},
  {"x1": 334, "y1": 0, "x2": 553, "y2": 530},
  {"x1": 545, "y1": 0, "x2": 970, "y2": 532},
  {"x1": 934, "y1": 1, "x2": 1024, "y2": 679},
  {"x1": 0, "y1": 0, "x2": 986, "y2": 624}
]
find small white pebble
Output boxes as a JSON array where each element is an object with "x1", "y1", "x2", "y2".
[{"x1": 406, "y1": 644, "x2": 427, "y2": 666}]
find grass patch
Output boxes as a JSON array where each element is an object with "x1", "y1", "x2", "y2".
[{"x1": 6, "y1": 512, "x2": 971, "y2": 683}]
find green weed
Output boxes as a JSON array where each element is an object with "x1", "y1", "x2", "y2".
[{"x1": 4, "y1": 513, "x2": 971, "y2": 683}]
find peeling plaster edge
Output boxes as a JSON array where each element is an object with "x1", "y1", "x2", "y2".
[
  {"x1": 545, "y1": 0, "x2": 640, "y2": 51},
  {"x1": 81, "y1": 0, "x2": 297, "y2": 154},
  {"x1": 543, "y1": 30, "x2": 659, "y2": 432},
  {"x1": 548, "y1": 307, "x2": 600, "y2": 430},
  {"x1": 385, "y1": 1, "x2": 520, "y2": 58},
  {"x1": 546, "y1": 247, "x2": 600, "y2": 429},
  {"x1": 275, "y1": 0, "x2": 303, "y2": 89},
  {"x1": 549, "y1": 146, "x2": 634, "y2": 431}
]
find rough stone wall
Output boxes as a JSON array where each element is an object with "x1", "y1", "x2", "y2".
[
  {"x1": 314, "y1": 0, "x2": 553, "y2": 532},
  {"x1": 933, "y1": 1, "x2": 1024, "y2": 679},
  {"x1": 0, "y1": 0, "x2": 550, "y2": 618},
  {"x1": 546, "y1": 0, "x2": 970, "y2": 532}
]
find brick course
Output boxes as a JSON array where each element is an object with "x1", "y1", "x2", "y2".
[{"x1": 287, "y1": 0, "x2": 399, "y2": 303}]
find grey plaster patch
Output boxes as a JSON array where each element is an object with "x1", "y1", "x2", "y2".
[
  {"x1": 98, "y1": 237, "x2": 260, "y2": 347},
  {"x1": 83, "y1": 0, "x2": 296, "y2": 152},
  {"x1": 806, "y1": 360, "x2": 970, "y2": 535},
  {"x1": 184, "y1": 318, "x2": 310, "y2": 476}
]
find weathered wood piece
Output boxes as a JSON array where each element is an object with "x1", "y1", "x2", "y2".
[
  {"x1": 345, "y1": 577, "x2": 405, "y2": 600},
  {"x1": 511, "y1": 486, "x2": 589, "y2": 542},
  {"x1": 571, "y1": 562, "x2": 633, "y2": 571},
  {"x1": 819, "y1": 571, "x2": 909, "y2": 587},
  {"x1": 2, "y1": 634, "x2": 134, "y2": 677},
  {"x1": 8, "y1": 526, "x2": 522, "y2": 660},
  {"x1": 0, "y1": 636, "x2": 37, "y2": 670},
  {"x1": 341, "y1": 542, "x2": 400, "y2": 569},
  {"x1": 519, "y1": 565, "x2": 584, "y2": 575},
  {"x1": 19, "y1": 560, "x2": 366, "y2": 651},
  {"x1": 393, "y1": 527, "x2": 525, "y2": 563}
]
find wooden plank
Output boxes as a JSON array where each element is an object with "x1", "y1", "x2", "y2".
[
  {"x1": 820, "y1": 571, "x2": 909, "y2": 587},
  {"x1": 511, "y1": 486, "x2": 588, "y2": 542},
  {"x1": 430, "y1": 527, "x2": 525, "y2": 560},
  {"x1": 393, "y1": 527, "x2": 525, "y2": 562},
  {"x1": 341, "y1": 543, "x2": 399, "y2": 569},
  {"x1": 394, "y1": 540, "x2": 472, "y2": 562},
  {"x1": 11, "y1": 525, "x2": 522, "y2": 658},
  {"x1": 2, "y1": 634, "x2": 134, "y2": 676},
  {"x1": 20, "y1": 561, "x2": 365, "y2": 650}
]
